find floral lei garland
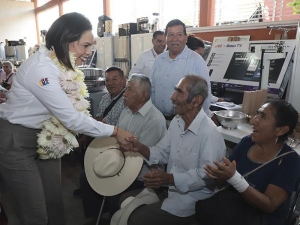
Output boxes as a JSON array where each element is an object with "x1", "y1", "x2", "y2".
[{"x1": 37, "y1": 45, "x2": 90, "y2": 160}]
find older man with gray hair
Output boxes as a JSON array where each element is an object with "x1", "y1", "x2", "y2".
[
  {"x1": 122, "y1": 75, "x2": 226, "y2": 225},
  {"x1": 80, "y1": 74, "x2": 166, "y2": 223}
]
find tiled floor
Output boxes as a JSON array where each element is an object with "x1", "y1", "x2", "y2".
[
  {"x1": 0, "y1": 152, "x2": 94, "y2": 225},
  {"x1": 61, "y1": 153, "x2": 92, "y2": 225}
]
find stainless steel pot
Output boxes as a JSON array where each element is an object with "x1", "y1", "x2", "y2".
[
  {"x1": 85, "y1": 77, "x2": 106, "y2": 93},
  {"x1": 80, "y1": 68, "x2": 103, "y2": 80}
]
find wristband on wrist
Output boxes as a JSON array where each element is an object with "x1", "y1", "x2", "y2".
[{"x1": 226, "y1": 171, "x2": 249, "y2": 193}]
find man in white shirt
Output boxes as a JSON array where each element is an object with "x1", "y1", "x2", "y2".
[
  {"x1": 129, "y1": 31, "x2": 166, "y2": 78},
  {"x1": 150, "y1": 19, "x2": 212, "y2": 120},
  {"x1": 80, "y1": 74, "x2": 166, "y2": 221},
  {"x1": 124, "y1": 75, "x2": 226, "y2": 225}
]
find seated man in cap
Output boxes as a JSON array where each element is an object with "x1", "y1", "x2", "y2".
[
  {"x1": 122, "y1": 75, "x2": 226, "y2": 225},
  {"x1": 80, "y1": 74, "x2": 166, "y2": 222}
]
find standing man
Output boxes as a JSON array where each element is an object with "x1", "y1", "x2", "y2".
[
  {"x1": 123, "y1": 75, "x2": 226, "y2": 225},
  {"x1": 129, "y1": 31, "x2": 166, "y2": 78},
  {"x1": 151, "y1": 19, "x2": 211, "y2": 120}
]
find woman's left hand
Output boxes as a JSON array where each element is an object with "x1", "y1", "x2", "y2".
[{"x1": 205, "y1": 157, "x2": 236, "y2": 180}]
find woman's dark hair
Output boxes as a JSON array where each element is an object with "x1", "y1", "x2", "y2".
[
  {"x1": 46, "y1": 12, "x2": 92, "y2": 71},
  {"x1": 186, "y1": 34, "x2": 205, "y2": 50},
  {"x1": 268, "y1": 99, "x2": 298, "y2": 142}
]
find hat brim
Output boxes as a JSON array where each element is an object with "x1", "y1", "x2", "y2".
[
  {"x1": 84, "y1": 137, "x2": 143, "y2": 196},
  {"x1": 110, "y1": 188, "x2": 160, "y2": 225}
]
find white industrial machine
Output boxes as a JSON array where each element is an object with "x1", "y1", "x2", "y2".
[
  {"x1": 95, "y1": 36, "x2": 114, "y2": 71},
  {"x1": 95, "y1": 32, "x2": 155, "y2": 77}
]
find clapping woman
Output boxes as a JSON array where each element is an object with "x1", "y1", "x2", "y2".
[
  {"x1": 200, "y1": 100, "x2": 300, "y2": 225},
  {"x1": 0, "y1": 13, "x2": 134, "y2": 225}
]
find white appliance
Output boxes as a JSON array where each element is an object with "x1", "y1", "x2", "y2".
[
  {"x1": 114, "y1": 35, "x2": 131, "y2": 76},
  {"x1": 4, "y1": 46, "x2": 16, "y2": 59},
  {"x1": 95, "y1": 36, "x2": 114, "y2": 71},
  {"x1": 16, "y1": 45, "x2": 29, "y2": 61},
  {"x1": 0, "y1": 42, "x2": 5, "y2": 59},
  {"x1": 4, "y1": 44, "x2": 28, "y2": 61},
  {"x1": 95, "y1": 35, "x2": 132, "y2": 77},
  {"x1": 114, "y1": 36, "x2": 130, "y2": 60},
  {"x1": 131, "y1": 33, "x2": 153, "y2": 66}
]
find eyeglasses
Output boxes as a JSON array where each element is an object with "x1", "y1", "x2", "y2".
[{"x1": 167, "y1": 32, "x2": 185, "y2": 38}]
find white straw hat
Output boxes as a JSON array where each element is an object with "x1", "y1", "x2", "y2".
[
  {"x1": 84, "y1": 137, "x2": 143, "y2": 196},
  {"x1": 110, "y1": 188, "x2": 160, "y2": 225}
]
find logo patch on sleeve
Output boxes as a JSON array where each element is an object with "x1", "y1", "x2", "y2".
[{"x1": 38, "y1": 78, "x2": 50, "y2": 86}]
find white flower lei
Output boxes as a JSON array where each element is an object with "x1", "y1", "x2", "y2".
[{"x1": 37, "y1": 46, "x2": 90, "y2": 160}]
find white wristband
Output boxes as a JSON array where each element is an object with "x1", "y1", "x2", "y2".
[{"x1": 226, "y1": 171, "x2": 249, "y2": 193}]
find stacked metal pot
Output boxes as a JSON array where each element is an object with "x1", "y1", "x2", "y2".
[{"x1": 80, "y1": 68, "x2": 105, "y2": 92}]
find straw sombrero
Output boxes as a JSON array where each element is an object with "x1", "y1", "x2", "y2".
[
  {"x1": 84, "y1": 137, "x2": 143, "y2": 196},
  {"x1": 110, "y1": 188, "x2": 159, "y2": 225}
]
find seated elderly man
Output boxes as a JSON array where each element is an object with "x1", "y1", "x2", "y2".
[
  {"x1": 80, "y1": 74, "x2": 167, "y2": 223},
  {"x1": 95, "y1": 66, "x2": 126, "y2": 125},
  {"x1": 122, "y1": 75, "x2": 226, "y2": 225}
]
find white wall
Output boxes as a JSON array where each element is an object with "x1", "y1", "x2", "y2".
[{"x1": 0, "y1": 0, "x2": 37, "y2": 48}]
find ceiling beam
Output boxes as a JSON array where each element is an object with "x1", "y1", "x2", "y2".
[
  {"x1": 103, "y1": 0, "x2": 110, "y2": 16},
  {"x1": 35, "y1": 0, "x2": 68, "y2": 14}
]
